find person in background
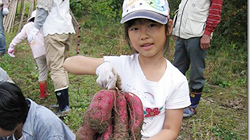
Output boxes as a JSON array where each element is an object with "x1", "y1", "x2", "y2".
[
  {"x1": 0, "y1": 67, "x2": 13, "y2": 83},
  {"x1": 0, "y1": 67, "x2": 76, "y2": 140},
  {"x1": 172, "y1": 0, "x2": 223, "y2": 117},
  {"x1": 0, "y1": 0, "x2": 9, "y2": 56},
  {"x1": 27, "y1": 0, "x2": 75, "y2": 116},
  {"x1": 63, "y1": 0, "x2": 191, "y2": 139},
  {"x1": 8, "y1": 10, "x2": 49, "y2": 100}
]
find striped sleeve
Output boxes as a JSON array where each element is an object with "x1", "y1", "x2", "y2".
[{"x1": 204, "y1": 0, "x2": 223, "y2": 36}]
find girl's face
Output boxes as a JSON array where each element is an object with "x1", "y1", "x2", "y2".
[{"x1": 128, "y1": 19, "x2": 166, "y2": 58}]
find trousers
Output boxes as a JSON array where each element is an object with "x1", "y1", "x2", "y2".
[
  {"x1": 173, "y1": 37, "x2": 206, "y2": 92},
  {"x1": 44, "y1": 33, "x2": 71, "y2": 91},
  {"x1": 0, "y1": 9, "x2": 6, "y2": 53}
]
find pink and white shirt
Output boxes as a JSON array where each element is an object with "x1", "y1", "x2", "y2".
[
  {"x1": 0, "y1": 0, "x2": 8, "y2": 11},
  {"x1": 9, "y1": 22, "x2": 46, "y2": 59}
]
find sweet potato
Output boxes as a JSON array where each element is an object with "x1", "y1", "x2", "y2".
[
  {"x1": 124, "y1": 92, "x2": 144, "y2": 140},
  {"x1": 96, "y1": 120, "x2": 113, "y2": 140},
  {"x1": 113, "y1": 90, "x2": 129, "y2": 139},
  {"x1": 78, "y1": 90, "x2": 115, "y2": 140},
  {"x1": 78, "y1": 89, "x2": 144, "y2": 140},
  {"x1": 76, "y1": 126, "x2": 97, "y2": 140}
]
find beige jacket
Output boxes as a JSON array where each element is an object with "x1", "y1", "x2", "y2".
[{"x1": 172, "y1": 0, "x2": 210, "y2": 39}]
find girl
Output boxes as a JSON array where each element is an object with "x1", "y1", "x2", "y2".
[
  {"x1": 8, "y1": 10, "x2": 49, "y2": 99},
  {"x1": 64, "y1": 0, "x2": 190, "y2": 139}
]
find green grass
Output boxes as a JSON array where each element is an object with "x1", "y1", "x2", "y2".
[{"x1": 1, "y1": 15, "x2": 247, "y2": 139}]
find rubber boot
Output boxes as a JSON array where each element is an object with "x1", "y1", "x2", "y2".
[
  {"x1": 190, "y1": 92, "x2": 202, "y2": 111},
  {"x1": 39, "y1": 81, "x2": 49, "y2": 99},
  {"x1": 183, "y1": 92, "x2": 202, "y2": 117},
  {"x1": 55, "y1": 88, "x2": 71, "y2": 117}
]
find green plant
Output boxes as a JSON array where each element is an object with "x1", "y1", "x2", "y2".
[
  {"x1": 212, "y1": 124, "x2": 240, "y2": 139},
  {"x1": 70, "y1": 0, "x2": 92, "y2": 18}
]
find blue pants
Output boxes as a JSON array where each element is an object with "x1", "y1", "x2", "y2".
[
  {"x1": 173, "y1": 37, "x2": 206, "y2": 92},
  {"x1": 0, "y1": 9, "x2": 6, "y2": 54}
]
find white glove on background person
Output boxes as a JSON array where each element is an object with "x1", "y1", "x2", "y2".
[
  {"x1": 7, "y1": 46, "x2": 15, "y2": 57},
  {"x1": 96, "y1": 61, "x2": 118, "y2": 90},
  {"x1": 27, "y1": 27, "x2": 39, "y2": 42},
  {"x1": 2, "y1": 8, "x2": 9, "y2": 16}
]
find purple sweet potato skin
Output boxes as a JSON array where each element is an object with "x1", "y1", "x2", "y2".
[
  {"x1": 78, "y1": 90, "x2": 115, "y2": 140},
  {"x1": 78, "y1": 90, "x2": 144, "y2": 140},
  {"x1": 124, "y1": 92, "x2": 144, "y2": 140},
  {"x1": 113, "y1": 90, "x2": 129, "y2": 139},
  {"x1": 76, "y1": 126, "x2": 96, "y2": 140},
  {"x1": 86, "y1": 90, "x2": 115, "y2": 133},
  {"x1": 97, "y1": 121, "x2": 113, "y2": 140}
]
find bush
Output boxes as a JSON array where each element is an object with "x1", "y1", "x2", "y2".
[{"x1": 70, "y1": 0, "x2": 123, "y2": 22}]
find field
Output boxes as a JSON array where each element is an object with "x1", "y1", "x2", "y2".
[{"x1": 1, "y1": 15, "x2": 247, "y2": 139}]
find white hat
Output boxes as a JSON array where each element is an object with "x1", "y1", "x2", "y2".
[
  {"x1": 120, "y1": 0, "x2": 170, "y2": 24},
  {"x1": 27, "y1": 10, "x2": 37, "y2": 22}
]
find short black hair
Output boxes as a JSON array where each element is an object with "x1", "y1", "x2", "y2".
[{"x1": 0, "y1": 82, "x2": 28, "y2": 131}]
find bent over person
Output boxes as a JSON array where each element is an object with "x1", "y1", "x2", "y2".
[{"x1": 0, "y1": 73, "x2": 76, "y2": 140}]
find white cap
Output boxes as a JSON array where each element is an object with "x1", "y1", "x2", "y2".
[
  {"x1": 120, "y1": 0, "x2": 170, "y2": 24},
  {"x1": 27, "y1": 10, "x2": 37, "y2": 22}
]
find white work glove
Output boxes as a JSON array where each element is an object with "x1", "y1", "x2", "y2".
[
  {"x1": 7, "y1": 46, "x2": 15, "y2": 57},
  {"x1": 27, "y1": 27, "x2": 39, "y2": 42},
  {"x1": 2, "y1": 8, "x2": 9, "y2": 16},
  {"x1": 96, "y1": 61, "x2": 118, "y2": 90}
]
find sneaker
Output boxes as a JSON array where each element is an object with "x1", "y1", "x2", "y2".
[
  {"x1": 183, "y1": 107, "x2": 196, "y2": 118},
  {"x1": 56, "y1": 106, "x2": 71, "y2": 117},
  {"x1": 50, "y1": 102, "x2": 59, "y2": 109}
]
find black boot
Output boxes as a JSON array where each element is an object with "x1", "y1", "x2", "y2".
[{"x1": 55, "y1": 88, "x2": 71, "y2": 117}]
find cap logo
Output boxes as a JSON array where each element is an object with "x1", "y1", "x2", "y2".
[
  {"x1": 145, "y1": 0, "x2": 168, "y2": 12},
  {"x1": 125, "y1": 0, "x2": 137, "y2": 9}
]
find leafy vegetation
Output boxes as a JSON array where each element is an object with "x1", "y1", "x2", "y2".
[{"x1": 1, "y1": 0, "x2": 247, "y2": 139}]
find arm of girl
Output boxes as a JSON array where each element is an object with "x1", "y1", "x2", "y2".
[
  {"x1": 147, "y1": 109, "x2": 184, "y2": 140},
  {"x1": 64, "y1": 56, "x2": 119, "y2": 89},
  {"x1": 63, "y1": 55, "x2": 104, "y2": 75}
]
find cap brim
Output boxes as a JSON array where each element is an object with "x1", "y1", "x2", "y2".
[{"x1": 120, "y1": 10, "x2": 168, "y2": 24}]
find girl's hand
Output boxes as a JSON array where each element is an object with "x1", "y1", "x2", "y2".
[
  {"x1": 7, "y1": 46, "x2": 15, "y2": 58},
  {"x1": 96, "y1": 61, "x2": 119, "y2": 90}
]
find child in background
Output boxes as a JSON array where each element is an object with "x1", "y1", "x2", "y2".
[
  {"x1": 8, "y1": 10, "x2": 49, "y2": 99},
  {"x1": 63, "y1": 0, "x2": 191, "y2": 139}
]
